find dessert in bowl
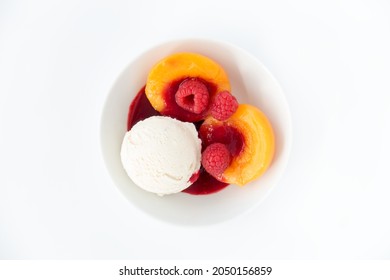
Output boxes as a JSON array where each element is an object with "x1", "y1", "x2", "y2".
[{"x1": 100, "y1": 39, "x2": 292, "y2": 225}]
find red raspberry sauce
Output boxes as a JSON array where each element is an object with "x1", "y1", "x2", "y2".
[
  {"x1": 127, "y1": 86, "x2": 160, "y2": 130},
  {"x1": 182, "y1": 167, "x2": 228, "y2": 195},
  {"x1": 127, "y1": 86, "x2": 244, "y2": 195}
]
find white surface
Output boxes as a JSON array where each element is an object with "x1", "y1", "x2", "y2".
[
  {"x1": 120, "y1": 116, "x2": 201, "y2": 195},
  {"x1": 101, "y1": 38, "x2": 292, "y2": 225},
  {"x1": 0, "y1": 0, "x2": 389, "y2": 259}
]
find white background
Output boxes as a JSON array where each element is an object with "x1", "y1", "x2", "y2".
[{"x1": 1, "y1": 0, "x2": 390, "y2": 259}]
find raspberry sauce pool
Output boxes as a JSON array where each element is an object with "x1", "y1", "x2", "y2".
[{"x1": 127, "y1": 86, "x2": 160, "y2": 130}]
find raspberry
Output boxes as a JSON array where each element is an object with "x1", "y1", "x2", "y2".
[
  {"x1": 175, "y1": 78, "x2": 209, "y2": 114},
  {"x1": 201, "y1": 143, "x2": 231, "y2": 179},
  {"x1": 210, "y1": 91, "x2": 238, "y2": 121}
]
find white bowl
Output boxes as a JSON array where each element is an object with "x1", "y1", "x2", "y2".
[{"x1": 100, "y1": 39, "x2": 292, "y2": 226}]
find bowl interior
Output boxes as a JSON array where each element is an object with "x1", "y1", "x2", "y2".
[{"x1": 100, "y1": 39, "x2": 292, "y2": 226}]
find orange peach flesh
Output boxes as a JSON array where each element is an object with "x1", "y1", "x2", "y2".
[
  {"x1": 145, "y1": 52, "x2": 231, "y2": 112},
  {"x1": 203, "y1": 104, "x2": 275, "y2": 186}
]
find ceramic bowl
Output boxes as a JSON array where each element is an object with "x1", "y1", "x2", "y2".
[{"x1": 100, "y1": 39, "x2": 292, "y2": 226}]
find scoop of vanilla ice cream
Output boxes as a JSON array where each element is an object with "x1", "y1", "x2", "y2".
[{"x1": 120, "y1": 116, "x2": 201, "y2": 195}]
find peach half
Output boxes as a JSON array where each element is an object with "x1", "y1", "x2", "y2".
[
  {"x1": 200, "y1": 104, "x2": 275, "y2": 186},
  {"x1": 145, "y1": 52, "x2": 231, "y2": 122}
]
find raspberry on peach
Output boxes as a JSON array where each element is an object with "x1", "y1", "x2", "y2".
[
  {"x1": 210, "y1": 91, "x2": 238, "y2": 121},
  {"x1": 175, "y1": 78, "x2": 209, "y2": 114},
  {"x1": 201, "y1": 143, "x2": 231, "y2": 180}
]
